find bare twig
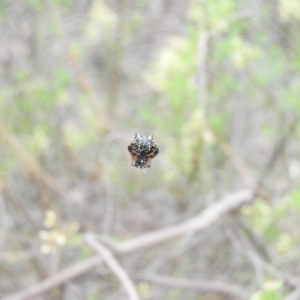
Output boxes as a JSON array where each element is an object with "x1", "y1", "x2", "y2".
[
  {"x1": 107, "y1": 0, "x2": 129, "y2": 114},
  {"x1": 206, "y1": 127, "x2": 270, "y2": 200},
  {"x1": 45, "y1": 0, "x2": 112, "y2": 131},
  {"x1": 116, "y1": 189, "x2": 252, "y2": 253},
  {"x1": 3, "y1": 189, "x2": 252, "y2": 300},
  {"x1": 198, "y1": 30, "x2": 209, "y2": 112},
  {"x1": 284, "y1": 287, "x2": 300, "y2": 300},
  {"x1": 102, "y1": 176, "x2": 116, "y2": 235},
  {"x1": 253, "y1": 117, "x2": 299, "y2": 194},
  {"x1": 198, "y1": 11, "x2": 252, "y2": 113},
  {"x1": 145, "y1": 232, "x2": 207, "y2": 274},
  {"x1": 85, "y1": 233, "x2": 140, "y2": 300},
  {"x1": 137, "y1": 273, "x2": 248, "y2": 299},
  {"x1": 0, "y1": 178, "x2": 38, "y2": 227},
  {"x1": 0, "y1": 191, "x2": 8, "y2": 249},
  {"x1": 0, "y1": 251, "x2": 36, "y2": 261},
  {"x1": 0, "y1": 118, "x2": 82, "y2": 204},
  {"x1": 2, "y1": 255, "x2": 104, "y2": 300},
  {"x1": 197, "y1": 12, "x2": 262, "y2": 195},
  {"x1": 233, "y1": 222, "x2": 300, "y2": 287}
]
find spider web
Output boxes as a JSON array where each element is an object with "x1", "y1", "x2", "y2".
[{"x1": 1, "y1": 0, "x2": 300, "y2": 299}]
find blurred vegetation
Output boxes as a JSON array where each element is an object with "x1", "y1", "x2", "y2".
[{"x1": 1, "y1": 0, "x2": 300, "y2": 299}]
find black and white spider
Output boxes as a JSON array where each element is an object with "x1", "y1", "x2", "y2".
[{"x1": 128, "y1": 133, "x2": 159, "y2": 168}]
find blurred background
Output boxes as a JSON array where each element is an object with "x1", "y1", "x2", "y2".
[{"x1": 1, "y1": 0, "x2": 300, "y2": 299}]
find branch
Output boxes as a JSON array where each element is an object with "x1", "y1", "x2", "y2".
[
  {"x1": 0, "y1": 251, "x2": 35, "y2": 261},
  {"x1": 233, "y1": 221, "x2": 300, "y2": 287},
  {"x1": 284, "y1": 287, "x2": 300, "y2": 300},
  {"x1": 0, "y1": 178, "x2": 38, "y2": 227},
  {"x1": 137, "y1": 274, "x2": 248, "y2": 299},
  {"x1": 253, "y1": 117, "x2": 299, "y2": 193},
  {"x1": 198, "y1": 30, "x2": 209, "y2": 113},
  {"x1": 2, "y1": 255, "x2": 104, "y2": 300},
  {"x1": 3, "y1": 189, "x2": 252, "y2": 300},
  {"x1": 0, "y1": 118, "x2": 82, "y2": 204},
  {"x1": 197, "y1": 11, "x2": 252, "y2": 114},
  {"x1": 117, "y1": 189, "x2": 252, "y2": 253},
  {"x1": 85, "y1": 234, "x2": 140, "y2": 300},
  {"x1": 0, "y1": 190, "x2": 8, "y2": 249}
]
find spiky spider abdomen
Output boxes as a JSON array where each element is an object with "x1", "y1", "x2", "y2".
[{"x1": 128, "y1": 133, "x2": 159, "y2": 168}]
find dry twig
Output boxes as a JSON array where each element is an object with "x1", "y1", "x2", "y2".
[
  {"x1": 85, "y1": 233, "x2": 140, "y2": 300},
  {"x1": 137, "y1": 273, "x2": 248, "y2": 299},
  {"x1": 117, "y1": 189, "x2": 252, "y2": 253},
  {"x1": 284, "y1": 287, "x2": 300, "y2": 300},
  {"x1": 3, "y1": 189, "x2": 251, "y2": 300},
  {"x1": 0, "y1": 118, "x2": 82, "y2": 204}
]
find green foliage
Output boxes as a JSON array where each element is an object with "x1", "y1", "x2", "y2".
[
  {"x1": 79, "y1": 244, "x2": 94, "y2": 259},
  {"x1": 0, "y1": 154, "x2": 18, "y2": 174},
  {"x1": 53, "y1": 0, "x2": 71, "y2": 8},
  {"x1": 280, "y1": 81, "x2": 300, "y2": 118},
  {"x1": 63, "y1": 122, "x2": 96, "y2": 151},
  {"x1": 243, "y1": 188, "x2": 300, "y2": 257},
  {"x1": 290, "y1": 188, "x2": 300, "y2": 208},
  {"x1": 138, "y1": 282, "x2": 152, "y2": 299},
  {"x1": 279, "y1": 0, "x2": 300, "y2": 22},
  {"x1": 29, "y1": 0, "x2": 71, "y2": 10},
  {"x1": 54, "y1": 68, "x2": 73, "y2": 90},
  {"x1": 143, "y1": 31, "x2": 203, "y2": 181},
  {"x1": 245, "y1": 201, "x2": 273, "y2": 234},
  {"x1": 0, "y1": 2, "x2": 5, "y2": 22},
  {"x1": 145, "y1": 35, "x2": 198, "y2": 113},
  {"x1": 27, "y1": 0, "x2": 44, "y2": 11},
  {"x1": 166, "y1": 288, "x2": 182, "y2": 300},
  {"x1": 229, "y1": 36, "x2": 262, "y2": 70},
  {"x1": 251, "y1": 281, "x2": 284, "y2": 300},
  {"x1": 209, "y1": 112, "x2": 226, "y2": 135},
  {"x1": 27, "y1": 127, "x2": 51, "y2": 154},
  {"x1": 85, "y1": 1, "x2": 117, "y2": 42},
  {"x1": 180, "y1": 110, "x2": 205, "y2": 178},
  {"x1": 1, "y1": 66, "x2": 73, "y2": 132},
  {"x1": 88, "y1": 289, "x2": 102, "y2": 300},
  {"x1": 126, "y1": 14, "x2": 143, "y2": 32},
  {"x1": 190, "y1": 0, "x2": 236, "y2": 29}
]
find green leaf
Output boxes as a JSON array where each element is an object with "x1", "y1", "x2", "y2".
[
  {"x1": 251, "y1": 281, "x2": 283, "y2": 300},
  {"x1": 28, "y1": 0, "x2": 44, "y2": 11},
  {"x1": 290, "y1": 189, "x2": 300, "y2": 209}
]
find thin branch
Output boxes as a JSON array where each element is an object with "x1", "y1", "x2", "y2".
[
  {"x1": 198, "y1": 11, "x2": 253, "y2": 114},
  {"x1": 3, "y1": 189, "x2": 252, "y2": 300},
  {"x1": 144, "y1": 232, "x2": 206, "y2": 274},
  {"x1": 198, "y1": 30, "x2": 209, "y2": 113},
  {"x1": 0, "y1": 118, "x2": 82, "y2": 204},
  {"x1": 253, "y1": 117, "x2": 299, "y2": 194},
  {"x1": 0, "y1": 251, "x2": 35, "y2": 261},
  {"x1": 284, "y1": 287, "x2": 300, "y2": 300},
  {"x1": 85, "y1": 233, "x2": 140, "y2": 300},
  {"x1": 0, "y1": 190, "x2": 9, "y2": 249},
  {"x1": 107, "y1": 0, "x2": 129, "y2": 114},
  {"x1": 197, "y1": 11, "x2": 264, "y2": 198},
  {"x1": 116, "y1": 189, "x2": 252, "y2": 253},
  {"x1": 0, "y1": 178, "x2": 39, "y2": 227},
  {"x1": 2, "y1": 255, "x2": 104, "y2": 300},
  {"x1": 233, "y1": 222, "x2": 300, "y2": 288},
  {"x1": 137, "y1": 274, "x2": 248, "y2": 299}
]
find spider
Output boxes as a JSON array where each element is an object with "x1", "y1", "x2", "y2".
[{"x1": 128, "y1": 133, "x2": 159, "y2": 168}]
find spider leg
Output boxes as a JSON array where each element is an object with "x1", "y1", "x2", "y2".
[
  {"x1": 131, "y1": 155, "x2": 137, "y2": 166},
  {"x1": 146, "y1": 156, "x2": 153, "y2": 168},
  {"x1": 130, "y1": 151, "x2": 139, "y2": 167}
]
